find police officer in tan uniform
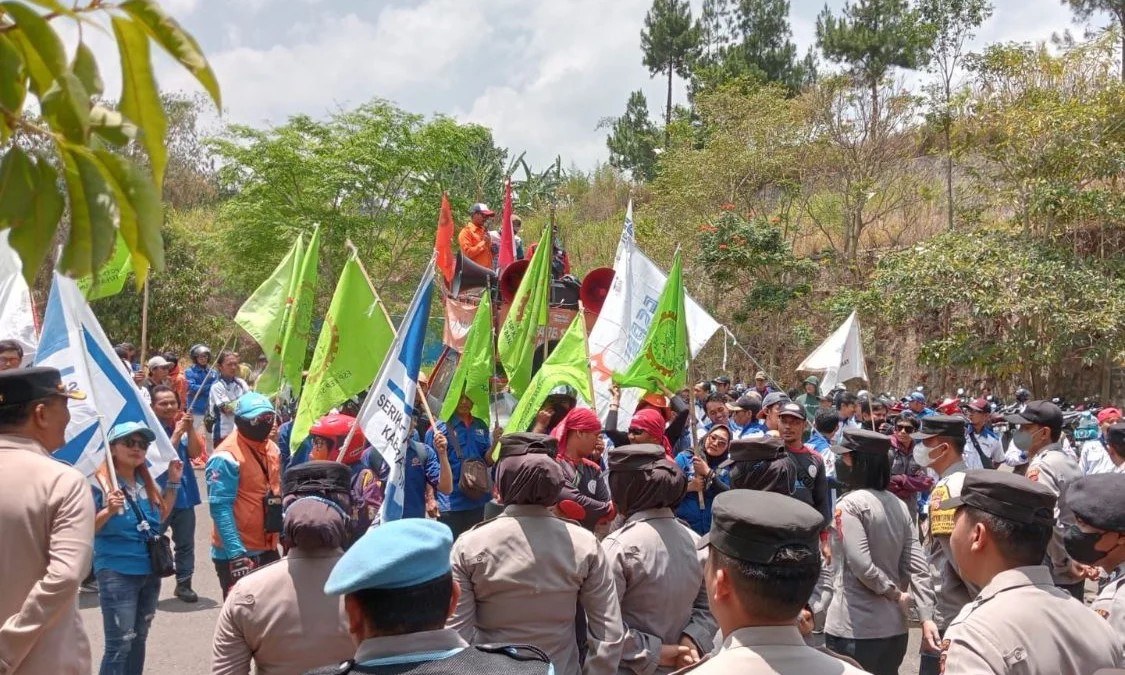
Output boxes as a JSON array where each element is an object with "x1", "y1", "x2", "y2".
[
  {"x1": 447, "y1": 433, "x2": 624, "y2": 675},
  {"x1": 686, "y1": 490, "x2": 867, "y2": 675},
  {"x1": 1062, "y1": 470, "x2": 1125, "y2": 655},
  {"x1": 1005, "y1": 400, "x2": 1095, "y2": 597},
  {"x1": 941, "y1": 470, "x2": 1122, "y2": 674},
  {"x1": 601, "y1": 443, "x2": 716, "y2": 675},
  {"x1": 913, "y1": 415, "x2": 974, "y2": 675}
]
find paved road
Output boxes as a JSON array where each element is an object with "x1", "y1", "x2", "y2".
[{"x1": 79, "y1": 469, "x2": 925, "y2": 674}]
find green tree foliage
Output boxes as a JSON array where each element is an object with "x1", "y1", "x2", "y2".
[
  {"x1": 0, "y1": 0, "x2": 219, "y2": 285},
  {"x1": 640, "y1": 0, "x2": 700, "y2": 145},
  {"x1": 207, "y1": 99, "x2": 508, "y2": 305},
  {"x1": 918, "y1": 0, "x2": 992, "y2": 230},
  {"x1": 870, "y1": 228, "x2": 1125, "y2": 393},
  {"x1": 1062, "y1": 0, "x2": 1125, "y2": 80},
  {"x1": 816, "y1": 0, "x2": 933, "y2": 129},
  {"x1": 692, "y1": 0, "x2": 815, "y2": 95},
  {"x1": 602, "y1": 90, "x2": 659, "y2": 181}
]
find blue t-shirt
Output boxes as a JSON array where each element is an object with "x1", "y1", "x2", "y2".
[
  {"x1": 156, "y1": 425, "x2": 201, "y2": 510},
  {"x1": 93, "y1": 482, "x2": 162, "y2": 575},
  {"x1": 427, "y1": 416, "x2": 491, "y2": 512},
  {"x1": 403, "y1": 439, "x2": 442, "y2": 518},
  {"x1": 674, "y1": 450, "x2": 731, "y2": 535}
]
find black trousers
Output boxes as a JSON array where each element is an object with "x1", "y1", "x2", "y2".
[
  {"x1": 440, "y1": 507, "x2": 486, "y2": 540},
  {"x1": 1058, "y1": 579, "x2": 1085, "y2": 602},
  {"x1": 213, "y1": 550, "x2": 280, "y2": 599},
  {"x1": 825, "y1": 633, "x2": 909, "y2": 675},
  {"x1": 918, "y1": 627, "x2": 945, "y2": 675}
]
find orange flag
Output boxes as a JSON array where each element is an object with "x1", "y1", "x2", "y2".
[{"x1": 435, "y1": 193, "x2": 455, "y2": 285}]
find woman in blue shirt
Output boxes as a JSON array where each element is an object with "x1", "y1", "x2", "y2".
[
  {"x1": 93, "y1": 421, "x2": 182, "y2": 675},
  {"x1": 674, "y1": 424, "x2": 732, "y2": 534}
]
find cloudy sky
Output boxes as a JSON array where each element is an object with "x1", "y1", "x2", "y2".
[{"x1": 84, "y1": 0, "x2": 1094, "y2": 170}]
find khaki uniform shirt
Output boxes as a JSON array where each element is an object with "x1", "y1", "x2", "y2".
[
  {"x1": 1026, "y1": 443, "x2": 1084, "y2": 585},
  {"x1": 601, "y1": 508, "x2": 716, "y2": 675},
  {"x1": 212, "y1": 548, "x2": 353, "y2": 675},
  {"x1": 924, "y1": 463, "x2": 977, "y2": 631},
  {"x1": 0, "y1": 434, "x2": 93, "y2": 675},
  {"x1": 448, "y1": 504, "x2": 625, "y2": 675},
  {"x1": 825, "y1": 488, "x2": 934, "y2": 639},
  {"x1": 1093, "y1": 564, "x2": 1125, "y2": 658},
  {"x1": 943, "y1": 565, "x2": 1122, "y2": 675},
  {"x1": 687, "y1": 625, "x2": 869, "y2": 675}
]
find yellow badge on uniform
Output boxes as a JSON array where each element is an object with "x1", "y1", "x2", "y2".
[
  {"x1": 1097, "y1": 609, "x2": 1110, "y2": 620},
  {"x1": 929, "y1": 473, "x2": 964, "y2": 536}
]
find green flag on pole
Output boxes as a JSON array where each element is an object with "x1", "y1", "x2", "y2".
[
  {"x1": 234, "y1": 234, "x2": 304, "y2": 373},
  {"x1": 493, "y1": 313, "x2": 593, "y2": 462},
  {"x1": 76, "y1": 234, "x2": 133, "y2": 301},
  {"x1": 291, "y1": 255, "x2": 395, "y2": 449},
  {"x1": 497, "y1": 222, "x2": 551, "y2": 396},
  {"x1": 612, "y1": 250, "x2": 688, "y2": 393},
  {"x1": 440, "y1": 292, "x2": 494, "y2": 423},
  {"x1": 276, "y1": 225, "x2": 320, "y2": 401}
]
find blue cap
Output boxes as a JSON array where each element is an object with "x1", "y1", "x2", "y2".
[
  {"x1": 107, "y1": 421, "x2": 156, "y2": 444},
  {"x1": 324, "y1": 519, "x2": 453, "y2": 595},
  {"x1": 909, "y1": 392, "x2": 927, "y2": 403},
  {"x1": 234, "y1": 392, "x2": 274, "y2": 419}
]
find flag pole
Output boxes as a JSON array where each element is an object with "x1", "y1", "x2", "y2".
[
  {"x1": 139, "y1": 276, "x2": 150, "y2": 367},
  {"x1": 688, "y1": 359, "x2": 705, "y2": 509},
  {"x1": 345, "y1": 240, "x2": 397, "y2": 331},
  {"x1": 73, "y1": 322, "x2": 121, "y2": 510}
]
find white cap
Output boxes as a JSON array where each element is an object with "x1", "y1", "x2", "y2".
[{"x1": 147, "y1": 355, "x2": 171, "y2": 369}]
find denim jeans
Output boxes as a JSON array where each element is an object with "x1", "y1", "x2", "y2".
[
  {"x1": 161, "y1": 507, "x2": 196, "y2": 582},
  {"x1": 96, "y1": 569, "x2": 161, "y2": 675}
]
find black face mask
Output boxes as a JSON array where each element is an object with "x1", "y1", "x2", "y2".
[
  {"x1": 1063, "y1": 525, "x2": 1108, "y2": 565},
  {"x1": 236, "y1": 414, "x2": 274, "y2": 442},
  {"x1": 835, "y1": 460, "x2": 855, "y2": 488}
]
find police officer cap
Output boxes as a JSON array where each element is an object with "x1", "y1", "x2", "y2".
[
  {"x1": 0, "y1": 366, "x2": 86, "y2": 406},
  {"x1": 698, "y1": 490, "x2": 823, "y2": 564},
  {"x1": 497, "y1": 432, "x2": 557, "y2": 460},
  {"x1": 606, "y1": 443, "x2": 665, "y2": 472},
  {"x1": 912, "y1": 414, "x2": 967, "y2": 441},
  {"x1": 1005, "y1": 400, "x2": 1064, "y2": 434},
  {"x1": 942, "y1": 470, "x2": 1056, "y2": 527},
  {"x1": 1106, "y1": 423, "x2": 1125, "y2": 448},
  {"x1": 283, "y1": 460, "x2": 352, "y2": 498},
  {"x1": 324, "y1": 519, "x2": 453, "y2": 595},
  {"x1": 721, "y1": 436, "x2": 786, "y2": 468},
  {"x1": 1068, "y1": 474, "x2": 1125, "y2": 533},
  {"x1": 760, "y1": 391, "x2": 790, "y2": 409},
  {"x1": 835, "y1": 428, "x2": 891, "y2": 455}
]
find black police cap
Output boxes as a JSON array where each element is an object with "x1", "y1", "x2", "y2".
[
  {"x1": 606, "y1": 443, "x2": 665, "y2": 472},
  {"x1": 1005, "y1": 400, "x2": 1064, "y2": 433},
  {"x1": 721, "y1": 436, "x2": 786, "y2": 468},
  {"x1": 1068, "y1": 474, "x2": 1125, "y2": 533},
  {"x1": 699, "y1": 490, "x2": 823, "y2": 564},
  {"x1": 283, "y1": 460, "x2": 353, "y2": 498},
  {"x1": 836, "y1": 428, "x2": 891, "y2": 456},
  {"x1": 912, "y1": 414, "x2": 967, "y2": 441},
  {"x1": 497, "y1": 432, "x2": 557, "y2": 460},
  {"x1": 0, "y1": 366, "x2": 85, "y2": 406},
  {"x1": 942, "y1": 470, "x2": 1056, "y2": 526}
]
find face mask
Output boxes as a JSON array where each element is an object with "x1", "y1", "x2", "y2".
[
  {"x1": 1012, "y1": 428, "x2": 1036, "y2": 452},
  {"x1": 1063, "y1": 525, "x2": 1108, "y2": 565},
  {"x1": 235, "y1": 414, "x2": 274, "y2": 442},
  {"x1": 913, "y1": 442, "x2": 943, "y2": 468},
  {"x1": 835, "y1": 459, "x2": 855, "y2": 487}
]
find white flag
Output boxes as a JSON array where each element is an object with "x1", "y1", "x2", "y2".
[
  {"x1": 797, "y1": 311, "x2": 868, "y2": 392},
  {"x1": 34, "y1": 272, "x2": 178, "y2": 478},
  {"x1": 588, "y1": 201, "x2": 721, "y2": 430},
  {"x1": 0, "y1": 232, "x2": 38, "y2": 365},
  {"x1": 357, "y1": 260, "x2": 435, "y2": 523}
]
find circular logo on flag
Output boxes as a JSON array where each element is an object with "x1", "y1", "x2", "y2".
[{"x1": 644, "y1": 310, "x2": 681, "y2": 379}]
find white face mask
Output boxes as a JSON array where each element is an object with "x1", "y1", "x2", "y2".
[{"x1": 913, "y1": 441, "x2": 944, "y2": 468}]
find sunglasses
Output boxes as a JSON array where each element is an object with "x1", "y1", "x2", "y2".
[
  {"x1": 708, "y1": 435, "x2": 730, "y2": 446},
  {"x1": 896, "y1": 425, "x2": 916, "y2": 432},
  {"x1": 627, "y1": 428, "x2": 644, "y2": 435},
  {"x1": 248, "y1": 413, "x2": 277, "y2": 427},
  {"x1": 118, "y1": 438, "x2": 151, "y2": 450}
]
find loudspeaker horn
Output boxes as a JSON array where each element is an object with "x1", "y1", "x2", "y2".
[
  {"x1": 499, "y1": 258, "x2": 530, "y2": 303},
  {"x1": 579, "y1": 267, "x2": 615, "y2": 316},
  {"x1": 451, "y1": 252, "x2": 497, "y2": 296}
]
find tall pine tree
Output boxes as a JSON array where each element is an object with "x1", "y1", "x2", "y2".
[
  {"x1": 1063, "y1": 0, "x2": 1125, "y2": 80},
  {"x1": 641, "y1": 0, "x2": 701, "y2": 146},
  {"x1": 693, "y1": 0, "x2": 815, "y2": 95},
  {"x1": 603, "y1": 91, "x2": 660, "y2": 181}
]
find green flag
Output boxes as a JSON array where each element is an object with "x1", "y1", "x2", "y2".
[
  {"x1": 493, "y1": 313, "x2": 592, "y2": 462},
  {"x1": 440, "y1": 292, "x2": 494, "y2": 423},
  {"x1": 613, "y1": 250, "x2": 688, "y2": 393},
  {"x1": 234, "y1": 234, "x2": 304, "y2": 374},
  {"x1": 276, "y1": 225, "x2": 321, "y2": 400},
  {"x1": 497, "y1": 222, "x2": 551, "y2": 396},
  {"x1": 291, "y1": 256, "x2": 395, "y2": 449},
  {"x1": 76, "y1": 234, "x2": 133, "y2": 301}
]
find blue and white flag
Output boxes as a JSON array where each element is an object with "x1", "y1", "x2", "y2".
[
  {"x1": 358, "y1": 259, "x2": 435, "y2": 522},
  {"x1": 34, "y1": 272, "x2": 178, "y2": 478}
]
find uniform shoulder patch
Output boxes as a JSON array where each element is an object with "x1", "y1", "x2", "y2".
[
  {"x1": 476, "y1": 643, "x2": 552, "y2": 663},
  {"x1": 929, "y1": 483, "x2": 956, "y2": 536},
  {"x1": 1096, "y1": 608, "x2": 1110, "y2": 620},
  {"x1": 1026, "y1": 466, "x2": 1041, "y2": 482}
]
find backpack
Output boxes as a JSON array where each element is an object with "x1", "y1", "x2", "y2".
[{"x1": 350, "y1": 460, "x2": 386, "y2": 534}]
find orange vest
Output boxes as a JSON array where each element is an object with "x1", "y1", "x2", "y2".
[
  {"x1": 210, "y1": 433, "x2": 282, "y2": 553},
  {"x1": 458, "y1": 223, "x2": 493, "y2": 269}
]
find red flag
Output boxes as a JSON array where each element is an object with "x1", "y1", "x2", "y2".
[
  {"x1": 435, "y1": 193, "x2": 455, "y2": 285},
  {"x1": 499, "y1": 177, "x2": 516, "y2": 269}
]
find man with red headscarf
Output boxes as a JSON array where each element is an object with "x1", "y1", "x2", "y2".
[{"x1": 552, "y1": 407, "x2": 615, "y2": 530}]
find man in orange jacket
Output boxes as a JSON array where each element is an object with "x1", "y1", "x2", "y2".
[{"x1": 458, "y1": 203, "x2": 495, "y2": 269}]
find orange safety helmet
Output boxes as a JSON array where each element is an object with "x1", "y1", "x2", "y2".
[
  {"x1": 637, "y1": 393, "x2": 673, "y2": 422},
  {"x1": 309, "y1": 413, "x2": 366, "y2": 465}
]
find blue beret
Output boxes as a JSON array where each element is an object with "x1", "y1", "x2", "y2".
[{"x1": 324, "y1": 519, "x2": 453, "y2": 595}]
